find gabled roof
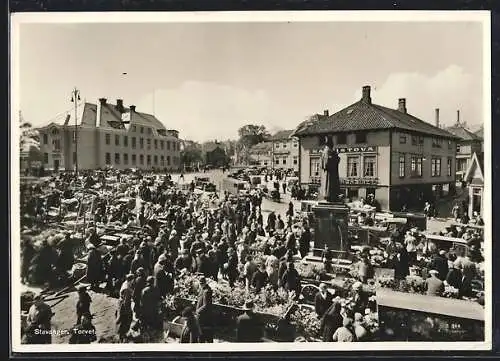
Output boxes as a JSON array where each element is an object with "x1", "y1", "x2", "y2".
[
  {"x1": 271, "y1": 129, "x2": 295, "y2": 141},
  {"x1": 445, "y1": 124, "x2": 483, "y2": 141},
  {"x1": 464, "y1": 152, "x2": 484, "y2": 184},
  {"x1": 250, "y1": 141, "x2": 272, "y2": 153},
  {"x1": 294, "y1": 99, "x2": 458, "y2": 139},
  {"x1": 202, "y1": 141, "x2": 225, "y2": 153},
  {"x1": 98, "y1": 102, "x2": 166, "y2": 133}
]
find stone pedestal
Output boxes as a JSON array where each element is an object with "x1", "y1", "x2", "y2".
[{"x1": 311, "y1": 201, "x2": 350, "y2": 258}]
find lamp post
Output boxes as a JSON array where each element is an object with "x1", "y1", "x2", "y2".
[{"x1": 71, "y1": 87, "x2": 81, "y2": 176}]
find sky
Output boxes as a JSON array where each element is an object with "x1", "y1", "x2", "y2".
[{"x1": 15, "y1": 18, "x2": 485, "y2": 142}]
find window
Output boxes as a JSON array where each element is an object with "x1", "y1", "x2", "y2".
[
  {"x1": 140, "y1": 138, "x2": 144, "y2": 149},
  {"x1": 293, "y1": 141, "x2": 298, "y2": 147},
  {"x1": 347, "y1": 188, "x2": 359, "y2": 199},
  {"x1": 160, "y1": 155, "x2": 165, "y2": 167},
  {"x1": 139, "y1": 154, "x2": 144, "y2": 165},
  {"x1": 275, "y1": 143, "x2": 280, "y2": 149},
  {"x1": 51, "y1": 128, "x2": 59, "y2": 135},
  {"x1": 148, "y1": 128, "x2": 152, "y2": 135},
  {"x1": 73, "y1": 152, "x2": 76, "y2": 163},
  {"x1": 431, "y1": 158, "x2": 442, "y2": 177},
  {"x1": 363, "y1": 156, "x2": 376, "y2": 177},
  {"x1": 124, "y1": 136, "x2": 128, "y2": 147},
  {"x1": 160, "y1": 140, "x2": 164, "y2": 150},
  {"x1": 283, "y1": 143, "x2": 287, "y2": 148},
  {"x1": 132, "y1": 154, "x2": 136, "y2": 165},
  {"x1": 167, "y1": 141, "x2": 171, "y2": 150},
  {"x1": 154, "y1": 139, "x2": 158, "y2": 149},
  {"x1": 43, "y1": 153, "x2": 48, "y2": 164},
  {"x1": 282, "y1": 158, "x2": 286, "y2": 165},
  {"x1": 310, "y1": 157, "x2": 320, "y2": 177},
  {"x1": 124, "y1": 154, "x2": 128, "y2": 165},
  {"x1": 399, "y1": 154, "x2": 405, "y2": 178},
  {"x1": 43, "y1": 134, "x2": 48, "y2": 145},
  {"x1": 337, "y1": 133, "x2": 347, "y2": 145},
  {"x1": 347, "y1": 156, "x2": 359, "y2": 177},
  {"x1": 418, "y1": 136, "x2": 424, "y2": 145},
  {"x1": 115, "y1": 153, "x2": 120, "y2": 164},
  {"x1": 131, "y1": 125, "x2": 136, "y2": 132},
  {"x1": 147, "y1": 155, "x2": 151, "y2": 166},
  {"x1": 167, "y1": 156, "x2": 171, "y2": 166},
  {"x1": 173, "y1": 142, "x2": 176, "y2": 151},
  {"x1": 274, "y1": 158, "x2": 279, "y2": 165},
  {"x1": 411, "y1": 136, "x2": 417, "y2": 146},
  {"x1": 132, "y1": 137, "x2": 136, "y2": 149},
  {"x1": 154, "y1": 155, "x2": 158, "y2": 165},
  {"x1": 53, "y1": 139, "x2": 61, "y2": 151},
  {"x1": 293, "y1": 156, "x2": 298, "y2": 165},
  {"x1": 456, "y1": 144, "x2": 461, "y2": 153},
  {"x1": 147, "y1": 139, "x2": 151, "y2": 150},
  {"x1": 400, "y1": 134, "x2": 407, "y2": 144},
  {"x1": 355, "y1": 132, "x2": 367, "y2": 144},
  {"x1": 448, "y1": 140, "x2": 452, "y2": 150},
  {"x1": 140, "y1": 127, "x2": 144, "y2": 134},
  {"x1": 105, "y1": 153, "x2": 111, "y2": 165},
  {"x1": 411, "y1": 155, "x2": 423, "y2": 177},
  {"x1": 105, "y1": 133, "x2": 111, "y2": 145},
  {"x1": 447, "y1": 157, "x2": 452, "y2": 177},
  {"x1": 115, "y1": 134, "x2": 120, "y2": 146}
]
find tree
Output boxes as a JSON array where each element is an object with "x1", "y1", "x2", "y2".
[
  {"x1": 19, "y1": 111, "x2": 42, "y2": 175},
  {"x1": 180, "y1": 140, "x2": 203, "y2": 169},
  {"x1": 236, "y1": 124, "x2": 270, "y2": 165}
]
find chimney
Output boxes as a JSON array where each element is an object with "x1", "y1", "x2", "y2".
[
  {"x1": 361, "y1": 86, "x2": 371, "y2": 104},
  {"x1": 99, "y1": 98, "x2": 107, "y2": 105},
  {"x1": 130, "y1": 105, "x2": 136, "y2": 112},
  {"x1": 324, "y1": 109, "x2": 329, "y2": 116},
  {"x1": 435, "y1": 108, "x2": 440, "y2": 128},
  {"x1": 96, "y1": 99, "x2": 105, "y2": 127},
  {"x1": 116, "y1": 99, "x2": 124, "y2": 112},
  {"x1": 398, "y1": 98, "x2": 407, "y2": 113},
  {"x1": 457, "y1": 110, "x2": 460, "y2": 125}
]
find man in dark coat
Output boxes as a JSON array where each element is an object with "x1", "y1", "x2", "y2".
[
  {"x1": 132, "y1": 267, "x2": 147, "y2": 319},
  {"x1": 251, "y1": 263, "x2": 268, "y2": 293},
  {"x1": 314, "y1": 283, "x2": 333, "y2": 318},
  {"x1": 226, "y1": 248, "x2": 239, "y2": 287},
  {"x1": 195, "y1": 277, "x2": 214, "y2": 343},
  {"x1": 235, "y1": 301, "x2": 263, "y2": 342},
  {"x1": 281, "y1": 262, "x2": 301, "y2": 300},
  {"x1": 298, "y1": 227, "x2": 311, "y2": 259},
  {"x1": 75, "y1": 286, "x2": 92, "y2": 325},
  {"x1": 141, "y1": 276, "x2": 162, "y2": 330},
  {"x1": 86, "y1": 244, "x2": 103, "y2": 291},
  {"x1": 69, "y1": 313, "x2": 97, "y2": 344},
  {"x1": 430, "y1": 250, "x2": 449, "y2": 281}
]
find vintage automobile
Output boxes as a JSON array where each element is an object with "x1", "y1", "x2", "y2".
[
  {"x1": 222, "y1": 177, "x2": 247, "y2": 195},
  {"x1": 194, "y1": 176, "x2": 210, "y2": 189}
]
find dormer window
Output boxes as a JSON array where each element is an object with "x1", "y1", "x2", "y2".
[{"x1": 51, "y1": 128, "x2": 59, "y2": 136}]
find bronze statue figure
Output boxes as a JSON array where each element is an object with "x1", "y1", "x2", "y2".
[{"x1": 320, "y1": 135, "x2": 341, "y2": 203}]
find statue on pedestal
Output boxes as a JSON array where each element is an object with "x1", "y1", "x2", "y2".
[{"x1": 320, "y1": 136, "x2": 341, "y2": 203}]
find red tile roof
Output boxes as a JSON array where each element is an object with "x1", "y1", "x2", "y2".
[{"x1": 294, "y1": 100, "x2": 458, "y2": 139}]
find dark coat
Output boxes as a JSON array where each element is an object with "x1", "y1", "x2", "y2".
[
  {"x1": 236, "y1": 311, "x2": 263, "y2": 342},
  {"x1": 251, "y1": 270, "x2": 268, "y2": 292},
  {"x1": 430, "y1": 255, "x2": 449, "y2": 281},
  {"x1": 86, "y1": 249, "x2": 103, "y2": 283},
  {"x1": 445, "y1": 268, "x2": 462, "y2": 289},
  {"x1": 320, "y1": 304, "x2": 343, "y2": 342},
  {"x1": 116, "y1": 298, "x2": 133, "y2": 336},
  {"x1": 314, "y1": 291, "x2": 333, "y2": 318},
  {"x1": 196, "y1": 285, "x2": 213, "y2": 327}
]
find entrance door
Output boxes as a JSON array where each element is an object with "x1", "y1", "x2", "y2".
[
  {"x1": 472, "y1": 187, "x2": 482, "y2": 214},
  {"x1": 53, "y1": 159, "x2": 60, "y2": 172}
]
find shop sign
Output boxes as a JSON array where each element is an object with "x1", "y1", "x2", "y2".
[
  {"x1": 310, "y1": 146, "x2": 377, "y2": 155},
  {"x1": 340, "y1": 177, "x2": 379, "y2": 185}
]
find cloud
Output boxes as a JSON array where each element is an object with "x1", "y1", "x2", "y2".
[
  {"x1": 354, "y1": 65, "x2": 482, "y2": 127},
  {"x1": 135, "y1": 81, "x2": 276, "y2": 142}
]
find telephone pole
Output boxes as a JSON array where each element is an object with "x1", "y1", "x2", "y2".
[{"x1": 71, "y1": 87, "x2": 81, "y2": 176}]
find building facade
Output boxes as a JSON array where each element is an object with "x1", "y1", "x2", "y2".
[
  {"x1": 37, "y1": 98, "x2": 181, "y2": 171},
  {"x1": 463, "y1": 152, "x2": 484, "y2": 218},
  {"x1": 293, "y1": 86, "x2": 458, "y2": 211},
  {"x1": 270, "y1": 130, "x2": 300, "y2": 172},
  {"x1": 249, "y1": 142, "x2": 273, "y2": 167},
  {"x1": 445, "y1": 114, "x2": 483, "y2": 182}
]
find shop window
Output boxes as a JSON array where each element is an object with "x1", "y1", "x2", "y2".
[
  {"x1": 124, "y1": 136, "x2": 128, "y2": 147},
  {"x1": 337, "y1": 133, "x2": 347, "y2": 145},
  {"x1": 431, "y1": 158, "x2": 442, "y2": 177},
  {"x1": 355, "y1": 132, "x2": 367, "y2": 144},
  {"x1": 399, "y1": 154, "x2": 405, "y2": 178},
  {"x1": 347, "y1": 156, "x2": 359, "y2": 177},
  {"x1": 105, "y1": 153, "x2": 111, "y2": 165},
  {"x1": 115, "y1": 153, "x2": 120, "y2": 164},
  {"x1": 131, "y1": 137, "x2": 136, "y2": 149},
  {"x1": 115, "y1": 134, "x2": 120, "y2": 146},
  {"x1": 132, "y1": 154, "x2": 136, "y2": 165},
  {"x1": 124, "y1": 154, "x2": 128, "y2": 165},
  {"x1": 363, "y1": 156, "x2": 376, "y2": 177},
  {"x1": 348, "y1": 188, "x2": 359, "y2": 199},
  {"x1": 105, "y1": 133, "x2": 110, "y2": 145},
  {"x1": 310, "y1": 157, "x2": 320, "y2": 177}
]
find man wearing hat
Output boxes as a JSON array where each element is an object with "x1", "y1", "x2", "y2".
[
  {"x1": 430, "y1": 249, "x2": 449, "y2": 281},
  {"x1": 425, "y1": 269, "x2": 445, "y2": 296},
  {"x1": 225, "y1": 248, "x2": 239, "y2": 288},
  {"x1": 86, "y1": 243, "x2": 103, "y2": 291},
  {"x1": 132, "y1": 267, "x2": 147, "y2": 319},
  {"x1": 315, "y1": 283, "x2": 333, "y2": 318},
  {"x1": 196, "y1": 277, "x2": 214, "y2": 343},
  {"x1": 140, "y1": 276, "x2": 162, "y2": 330},
  {"x1": 235, "y1": 301, "x2": 263, "y2": 342}
]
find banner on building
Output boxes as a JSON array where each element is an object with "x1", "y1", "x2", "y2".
[
  {"x1": 311, "y1": 146, "x2": 377, "y2": 155},
  {"x1": 340, "y1": 177, "x2": 379, "y2": 186}
]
